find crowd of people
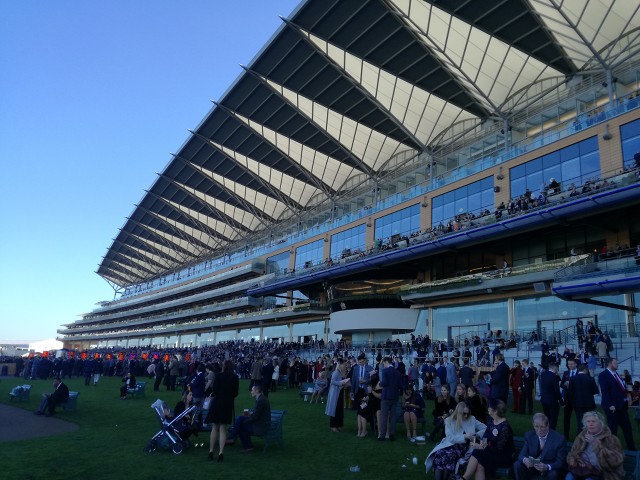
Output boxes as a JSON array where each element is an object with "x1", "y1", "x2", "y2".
[{"x1": 15, "y1": 332, "x2": 639, "y2": 478}]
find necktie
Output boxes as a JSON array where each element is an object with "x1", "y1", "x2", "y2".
[
  {"x1": 360, "y1": 366, "x2": 364, "y2": 380},
  {"x1": 539, "y1": 436, "x2": 546, "y2": 454}
]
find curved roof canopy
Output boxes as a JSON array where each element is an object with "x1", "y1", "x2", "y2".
[{"x1": 98, "y1": 0, "x2": 640, "y2": 287}]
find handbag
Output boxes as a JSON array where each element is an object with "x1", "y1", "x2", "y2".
[{"x1": 202, "y1": 395, "x2": 213, "y2": 411}]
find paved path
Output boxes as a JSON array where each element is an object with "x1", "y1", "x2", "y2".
[{"x1": 0, "y1": 403, "x2": 79, "y2": 442}]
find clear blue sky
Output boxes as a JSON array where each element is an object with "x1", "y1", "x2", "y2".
[{"x1": 0, "y1": 0, "x2": 301, "y2": 343}]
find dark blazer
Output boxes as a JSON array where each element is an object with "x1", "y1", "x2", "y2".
[
  {"x1": 560, "y1": 369, "x2": 578, "y2": 398},
  {"x1": 380, "y1": 365, "x2": 402, "y2": 401},
  {"x1": 459, "y1": 365, "x2": 474, "y2": 388},
  {"x1": 539, "y1": 370, "x2": 562, "y2": 406},
  {"x1": 490, "y1": 362, "x2": 509, "y2": 399},
  {"x1": 51, "y1": 382, "x2": 69, "y2": 405},
  {"x1": 351, "y1": 364, "x2": 373, "y2": 392},
  {"x1": 567, "y1": 373, "x2": 598, "y2": 409},
  {"x1": 517, "y1": 429, "x2": 567, "y2": 472},
  {"x1": 598, "y1": 369, "x2": 627, "y2": 411},
  {"x1": 245, "y1": 393, "x2": 271, "y2": 436},
  {"x1": 521, "y1": 366, "x2": 536, "y2": 393}
]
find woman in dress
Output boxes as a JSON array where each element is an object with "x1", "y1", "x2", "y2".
[
  {"x1": 466, "y1": 386, "x2": 487, "y2": 424},
  {"x1": 425, "y1": 402, "x2": 486, "y2": 480},
  {"x1": 566, "y1": 411, "x2": 624, "y2": 480},
  {"x1": 207, "y1": 359, "x2": 239, "y2": 462},
  {"x1": 368, "y1": 370, "x2": 382, "y2": 438},
  {"x1": 324, "y1": 358, "x2": 350, "y2": 432},
  {"x1": 460, "y1": 399, "x2": 514, "y2": 480},
  {"x1": 432, "y1": 384, "x2": 457, "y2": 439},
  {"x1": 402, "y1": 386, "x2": 425, "y2": 441},
  {"x1": 356, "y1": 384, "x2": 371, "y2": 438},
  {"x1": 309, "y1": 370, "x2": 328, "y2": 404}
]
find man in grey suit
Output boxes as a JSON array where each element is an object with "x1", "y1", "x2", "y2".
[
  {"x1": 444, "y1": 356, "x2": 458, "y2": 395},
  {"x1": 514, "y1": 413, "x2": 566, "y2": 480}
]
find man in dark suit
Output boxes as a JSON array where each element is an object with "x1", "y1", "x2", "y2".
[
  {"x1": 35, "y1": 377, "x2": 69, "y2": 416},
  {"x1": 567, "y1": 364, "x2": 598, "y2": 432},
  {"x1": 598, "y1": 357, "x2": 636, "y2": 450},
  {"x1": 260, "y1": 358, "x2": 274, "y2": 397},
  {"x1": 350, "y1": 353, "x2": 373, "y2": 407},
  {"x1": 459, "y1": 359, "x2": 474, "y2": 388},
  {"x1": 227, "y1": 383, "x2": 271, "y2": 453},
  {"x1": 560, "y1": 358, "x2": 578, "y2": 438},
  {"x1": 379, "y1": 356, "x2": 402, "y2": 441},
  {"x1": 514, "y1": 413, "x2": 567, "y2": 480},
  {"x1": 539, "y1": 362, "x2": 562, "y2": 430},
  {"x1": 490, "y1": 354, "x2": 509, "y2": 404},
  {"x1": 519, "y1": 358, "x2": 536, "y2": 415}
]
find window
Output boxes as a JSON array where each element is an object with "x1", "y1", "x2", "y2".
[
  {"x1": 266, "y1": 251, "x2": 290, "y2": 274},
  {"x1": 620, "y1": 118, "x2": 640, "y2": 169},
  {"x1": 295, "y1": 239, "x2": 324, "y2": 270},
  {"x1": 432, "y1": 177, "x2": 494, "y2": 226},
  {"x1": 509, "y1": 137, "x2": 599, "y2": 197},
  {"x1": 374, "y1": 204, "x2": 420, "y2": 242},
  {"x1": 330, "y1": 224, "x2": 366, "y2": 258}
]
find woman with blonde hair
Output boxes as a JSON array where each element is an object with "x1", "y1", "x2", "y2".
[
  {"x1": 425, "y1": 401, "x2": 486, "y2": 480},
  {"x1": 566, "y1": 411, "x2": 624, "y2": 480}
]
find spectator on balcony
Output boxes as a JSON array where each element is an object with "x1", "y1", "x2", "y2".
[{"x1": 547, "y1": 178, "x2": 560, "y2": 194}]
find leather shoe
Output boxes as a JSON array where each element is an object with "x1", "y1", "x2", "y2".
[{"x1": 225, "y1": 439, "x2": 235, "y2": 446}]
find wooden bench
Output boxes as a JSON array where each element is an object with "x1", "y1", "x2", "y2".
[
  {"x1": 62, "y1": 391, "x2": 79, "y2": 412},
  {"x1": 127, "y1": 381, "x2": 147, "y2": 398},
  {"x1": 8, "y1": 384, "x2": 31, "y2": 402},
  {"x1": 298, "y1": 382, "x2": 314, "y2": 401},
  {"x1": 255, "y1": 409, "x2": 286, "y2": 452}
]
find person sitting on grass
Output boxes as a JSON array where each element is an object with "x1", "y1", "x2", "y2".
[
  {"x1": 425, "y1": 402, "x2": 486, "y2": 480},
  {"x1": 34, "y1": 377, "x2": 69, "y2": 417},
  {"x1": 403, "y1": 385, "x2": 425, "y2": 442},
  {"x1": 225, "y1": 383, "x2": 271, "y2": 453}
]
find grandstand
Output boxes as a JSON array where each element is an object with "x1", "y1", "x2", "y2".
[{"x1": 58, "y1": 0, "x2": 640, "y2": 358}]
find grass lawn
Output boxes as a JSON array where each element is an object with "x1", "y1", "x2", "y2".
[{"x1": 1, "y1": 376, "x2": 638, "y2": 479}]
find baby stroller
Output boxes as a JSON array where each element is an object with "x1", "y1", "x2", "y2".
[{"x1": 144, "y1": 399, "x2": 197, "y2": 454}]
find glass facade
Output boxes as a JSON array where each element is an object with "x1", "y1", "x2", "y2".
[
  {"x1": 431, "y1": 176, "x2": 494, "y2": 226},
  {"x1": 432, "y1": 301, "x2": 508, "y2": 342},
  {"x1": 330, "y1": 224, "x2": 366, "y2": 258},
  {"x1": 295, "y1": 239, "x2": 325, "y2": 270},
  {"x1": 513, "y1": 295, "x2": 626, "y2": 335},
  {"x1": 266, "y1": 251, "x2": 290, "y2": 274},
  {"x1": 292, "y1": 321, "x2": 329, "y2": 342},
  {"x1": 374, "y1": 204, "x2": 421, "y2": 241},
  {"x1": 262, "y1": 324, "x2": 291, "y2": 342},
  {"x1": 510, "y1": 137, "x2": 599, "y2": 197},
  {"x1": 620, "y1": 118, "x2": 640, "y2": 168}
]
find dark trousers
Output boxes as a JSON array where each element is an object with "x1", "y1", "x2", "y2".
[
  {"x1": 153, "y1": 376, "x2": 162, "y2": 391},
  {"x1": 605, "y1": 405, "x2": 637, "y2": 450},
  {"x1": 563, "y1": 403, "x2": 573, "y2": 437},
  {"x1": 542, "y1": 402, "x2": 559, "y2": 430},
  {"x1": 514, "y1": 460, "x2": 561, "y2": 480},
  {"x1": 36, "y1": 394, "x2": 60, "y2": 415},
  {"x1": 84, "y1": 373, "x2": 91, "y2": 386},
  {"x1": 574, "y1": 407, "x2": 589, "y2": 432},
  {"x1": 230, "y1": 416, "x2": 255, "y2": 449},
  {"x1": 520, "y1": 390, "x2": 533, "y2": 414}
]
